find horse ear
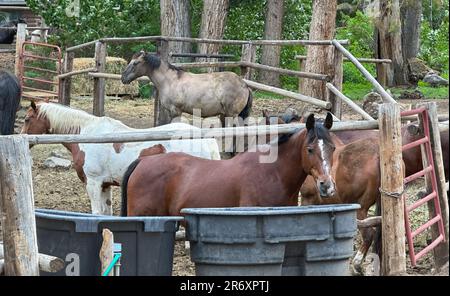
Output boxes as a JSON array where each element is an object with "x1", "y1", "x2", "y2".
[
  {"x1": 262, "y1": 109, "x2": 269, "y2": 118},
  {"x1": 306, "y1": 113, "x2": 315, "y2": 130},
  {"x1": 323, "y1": 112, "x2": 333, "y2": 130},
  {"x1": 407, "y1": 124, "x2": 421, "y2": 136},
  {"x1": 31, "y1": 100, "x2": 37, "y2": 111}
]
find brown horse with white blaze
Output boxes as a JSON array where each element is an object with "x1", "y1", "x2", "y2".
[{"x1": 121, "y1": 113, "x2": 337, "y2": 217}]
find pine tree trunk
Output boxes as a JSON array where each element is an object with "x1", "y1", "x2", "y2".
[
  {"x1": 375, "y1": 0, "x2": 409, "y2": 87},
  {"x1": 160, "y1": 0, "x2": 192, "y2": 62},
  {"x1": 198, "y1": 0, "x2": 230, "y2": 72},
  {"x1": 260, "y1": 0, "x2": 285, "y2": 87},
  {"x1": 301, "y1": 0, "x2": 337, "y2": 100}
]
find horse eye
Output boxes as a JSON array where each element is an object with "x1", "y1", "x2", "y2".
[
  {"x1": 307, "y1": 147, "x2": 314, "y2": 154},
  {"x1": 133, "y1": 61, "x2": 139, "y2": 66},
  {"x1": 24, "y1": 117, "x2": 30, "y2": 123}
]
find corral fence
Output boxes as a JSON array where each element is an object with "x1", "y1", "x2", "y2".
[{"x1": 1, "y1": 104, "x2": 449, "y2": 275}]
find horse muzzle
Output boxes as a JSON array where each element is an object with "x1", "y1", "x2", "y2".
[{"x1": 317, "y1": 179, "x2": 336, "y2": 198}]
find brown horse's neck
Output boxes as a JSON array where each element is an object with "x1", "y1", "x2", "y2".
[{"x1": 250, "y1": 130, "x2": 308, "y2": 201}]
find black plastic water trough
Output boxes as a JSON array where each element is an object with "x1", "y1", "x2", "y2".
[
  {"x1": 35, "y1": 209, "x2": 183, "y2": 276},
  {"x1": 181, "y1": 204, "x2": 360, "y2": 276}
]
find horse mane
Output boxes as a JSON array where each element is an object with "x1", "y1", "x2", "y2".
[
  {"x1": 37, "y1": 103, "x2": 101, "y2": 134},
  {"x1": 275, "y1": 121, "x2": 333, "y2": 147},
  {"x1": 142, "y1": 53, "x2": 184, "y2": 77},
  {"x1": 306, "y1": 121, "x2": 333, "y2": 145}
]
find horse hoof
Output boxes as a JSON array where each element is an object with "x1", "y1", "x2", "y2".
[{"x1": 351, "y1": 263, "x2": 364, "y2": 276}]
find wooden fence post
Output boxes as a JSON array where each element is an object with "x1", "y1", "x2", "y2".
[
  {"x1": 298, "y1": 57, "x2": 305, "y2": 93},
  {"x1": 0, "y1": 135, "x2": 39, "y2": 276},
  {"x1": 378, "y1": 103, "x2": 407, "y2": 276},
  {"x1": 417, "y1": 102, "x2": 449, "y2": 270},
  {"x1": 14, "y1": 23, "x2": 27, "y2": 77},
  {"x1": 153, "y1": 40, "x2": 172, "y2": 126},
  {"x1": 59, "y1": 51, "x2": 74, "y2": 106},
  {"x1": 327, "y1": 46, "x2": 344, "y2": 119},
  {"x1": 240, "y1": 43, "x2": 256, "y2": 80},
  {"x1": 93, "y1": 41, "x2": 107, "y2": 116}
]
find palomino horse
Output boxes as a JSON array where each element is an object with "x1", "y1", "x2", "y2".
[
  {"x1": 121, "y1": 50, "x2": 253, "y2": 126},
  {"x1": 121, "y1": 113, "x2": 337, "y2": 217},
  {"x1": 21, "y1": 101, "x2": 221, "y2": 215},
  {"x1": 0, "y1": 70, "x2": 21, "y2": 135}
]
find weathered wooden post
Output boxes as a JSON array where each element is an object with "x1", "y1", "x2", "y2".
[
  {"x1": 100, "y1": 229, "x2": 114, "y2": 276},
  {"x1": 297, "y1": 57, "x2": 305, "y2": 93},
  {"x1": 240, "y1": 43, "x2": 257, "y2": 80},
  {"x1": 153, "y1": 39, "x2": 171, "y2": 126},
  {"x1": 93, "y1": 41, "x2": 107, "y2": 116},
  {"x1": 14, "y1": 23, "x2": 27, "y2": 77},
  {"x1": 0, "y1": 135, "x2": 39, "y2": 276},
  {"x1": 327, "y1": 46, "x2": 344, "y2": 119},
  {"x1": 378, "y1": 103, "x2": 407, "y2": 276},
  {"x1": 417, "y1": 102, "x2": 449, "y2": 270},
  {"x1": 59, "y1": 51, "x2": 75, "y2": 106}
]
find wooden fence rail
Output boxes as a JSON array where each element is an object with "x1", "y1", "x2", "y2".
[
  {"x1": 332, "y1": 40, "x2": 396, "y2": 104},
  {"x1": 22, "y1": 120, "x2": 379, "y2": 145}
]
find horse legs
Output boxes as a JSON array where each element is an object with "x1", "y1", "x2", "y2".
[
  {"x1": 352, "y1": 210, "x2": 375, "y2": 275},
  {"x1": 86, "y1": 179, "x2": 113, "y2": 215}
]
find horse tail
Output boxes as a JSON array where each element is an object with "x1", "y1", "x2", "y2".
[
  {"x1": 238, "y1": 88, "x2": 253, "y2": 120},
  {"x1": 0, "y1": 70, "x2": 21, "y2": 135},
  {"x1": 121, "y1": 158, "x2": 141, "y2": 217}
]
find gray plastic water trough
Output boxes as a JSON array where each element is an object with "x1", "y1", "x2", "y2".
[
  {"x1": 181, "y1": 204, "x2": 360, "y2": 276},
  {"x1": 35, "y1": 209, "x2": 183, "y2": 276}
]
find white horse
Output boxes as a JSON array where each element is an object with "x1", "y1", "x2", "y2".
[{"x1": 21, "y1": 101, "x2": 221, "y2": 215}]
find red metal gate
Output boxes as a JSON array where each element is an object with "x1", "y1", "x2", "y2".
[
  {"x1": 401, "y1": 107, "x2": 446, "y2": 266},
  {"x1": 18, "y1": 41, "x2": 62, "y2": 101}
]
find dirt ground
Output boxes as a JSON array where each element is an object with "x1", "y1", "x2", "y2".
[
  {"x1": 0, "y1": 52, "x2": 16, "y2": 72},
  {"x1": 11, "y1": 94, "x2": 450, "y2": 276}
]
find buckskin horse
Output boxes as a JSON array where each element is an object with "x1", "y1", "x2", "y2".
[
  {"x1": 121, "y1": 50, "x2": 253, "y2": 126},
  {"x1": 121, "y1": 113, "x2": 337, "y2": 217},
  {"x1": 21, "y1": 101, "x2": 221, "y2": 215},
  {"x1": 0, "y1": 70, "x2": 21, "y2": 135}
]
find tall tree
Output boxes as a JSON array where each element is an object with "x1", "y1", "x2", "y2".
[
  {"x1": 401, "y1": 0, "x2": 422, "y2": 82},
  {"x1": 301, "y1": 0, "x2": 337, "y2": 100},
  {"x1": 198, "y1": 0, "x2": 230, "y2": 71},
  {"x1": 260, "y1": 0, "x2": 285, "y2": 87},
  {"x1": 375, "y1": 0, "x2": 409, "y2": 86},
  {"x1": 160, "y1": 0, "x2": 192, "y2": 62}
]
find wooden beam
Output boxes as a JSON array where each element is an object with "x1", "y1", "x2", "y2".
[
  {"x1": 328, "y1": 47, "x2": 344, "y2": 119},
  {"x1": 332, "y1": 40, "x2": 396, "y2": 104},
  {"x1": 0, "y1": 243, "x2": 65, "y2": 273},
  {"x1": 244, "y1": 79, "x2": 331, "y2": 110},
  {"x1": 326, "y1": 83, "x2": 374, "y2": 120},
  {"x1": 0, "y1": 136, "x2": 39, "y2": 276},
  {"x1": 240, "y1": 44, "x2": 257, "y2": 80},
  {"x1": 378, "y1": 103, "x2": 407, "y2": 276},
  {"x1": 23, "y1": 120, "x2": 379, "y2": 145},
  {"x1": 99, "y1": 229, "x2": 114, "y2": 276},
  {"x1": 14, "y1": 23, "x2": 26, "y2": 77},
  {"x1": 295, "y1": 55, "x2": 392, "y2": 64},
  {"x1": 174, "y1": 61, "x2": 242, "y2": 69},
  {"x1": 58, "y1": 52, "x2": 75, "y2": 106},
  {"x1": 241, "y1": 61, "x2": 330, "y2": 81},
  {"x1": 418, "y1": 102, "x2": 449, "y2": 269},
  {"x1": 93, "y1": 41, "x2": 107, "y2": 116}
]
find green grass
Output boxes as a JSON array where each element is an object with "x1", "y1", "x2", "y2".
[
  {"x1": 252, "y1": 90, "x2": 285, "y2": 100},
  {"x1": 343, "y1": 79, "x2": 449, "y2": 101}
]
